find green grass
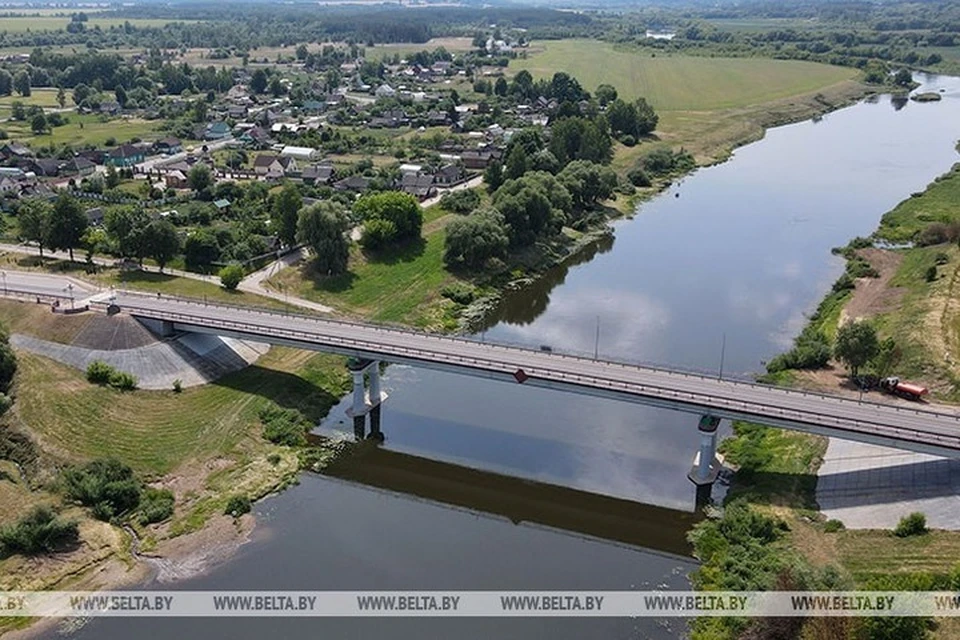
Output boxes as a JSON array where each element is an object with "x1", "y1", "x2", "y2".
[
  {"x1": 837, "y1": 530, "x2": 960, "y2": 582},
  {"x1": 12, "y1": 347, "x2": 349, "y2": 476},
  {"x1": 720, "y1": 421, "x2": 827, "y2": 509},
  {"x1": 0, "y1": 88, "x2": 65, "y2": 110},
  {"x1": 367, "y1": 36, "x2": 475, "y2": 61},
  {"x1": 93, "y1": 269, "x2": 294, "y2": 311},
  {"x1": 511, "y1": 40, "x2": 857, "y2": 111},
  {"x1": 270, "y1": 208, "x2": 462, "y2": 327},
  {"x1": 876, "y1": 163, "x2": 960, "y2": 242},
  {"x1": 5, "y1": 113, "x2": 162, "y2": 147},
  {"x1": 0, "y1": 17, "x2": 181, "y2": 32}
]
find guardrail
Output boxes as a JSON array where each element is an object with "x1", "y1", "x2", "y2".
[
  {"x1": 114, "y1": 295, "x2": 960, "y2": 450},
  {"x1": 113, "y1": 291, "x2": 960, "y2": 423}
]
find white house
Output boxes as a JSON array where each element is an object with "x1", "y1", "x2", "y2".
[{"x1": 375, "y1": 84, "x2": 397, "y2": 98}]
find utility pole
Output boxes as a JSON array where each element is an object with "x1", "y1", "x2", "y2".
[
  {"x1": 594, "y1": 315, "x2": 601, "y2": 359},
  {"x1": 718, "y1": 332, "x2": 726, "y2": 381}
]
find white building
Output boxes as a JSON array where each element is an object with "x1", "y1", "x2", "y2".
[{"x1": 280, "y1": 146, "x2": 319, "y2": 161}]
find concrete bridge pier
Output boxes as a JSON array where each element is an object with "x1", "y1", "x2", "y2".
[
  {"x1": 345, "y1": 359, "x2": 388, "y2": 442},
  {"x1": 688, "y1": 414, "x2": 723, "y2": 507}
]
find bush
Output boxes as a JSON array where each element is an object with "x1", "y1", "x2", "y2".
[
  {"x1": 358, "y1": 217, "x2": 398, "y2": 251},
  {"x1": 86, "y1": 360, "x2": 114, "y2": 384},
  {"x1": 440, "y1": 282, "x2": 477, "y2": 305},
  {"x1": 917, "y1": 222, "x2": 950, "y2": 247},
  {"x1": 619, "y1": 134, "x2": 636, "y2": 147},
  {"x1": 846, "y1": 256, "x2": 879, "y2": 279},
  {"x1": 766, "y1": 330, "x2": 832, "y2": 373},
  {"x1": 172, "y1": 378, "x2": 182, "y2": 393},
  {"x1": 0, "y1": 506, "x2": 79, "y2": 557},
  {"x1": 219, "y1": 264, "x2": 245, "y2": 290},
  {"x1": 935, "y1": 252, "x2": 950, "y2": 265},
  {"x1": 61, "y1": 458, "x2": 142, "y2": 521},
  {"x1": 259, "y1": 405, "x2": 309, "y2": 447},
  {"x1": 138, "y1": 487, "x2": 175, "y2": 525},
  {"x1": 627, "y1": 167, "x2": 651, "y2": 187},
  {"x1": 926, "y1": 265, "x2": 938, "y2": 282},
  {"x1": 224, "y1": 495, "x2": 251, "y2": 517},
  {"x1": 824, "y1": 519, "x2": 845, "y2": 533},
  {"x1": 895, "y1": 512, "x2": 927, "y2": 537},
  {"x1": 440, "y1": 188, "x2": 480, "y2": 214},
  {"x1": 109, "y1": 371, "x2": 138, "y2": 391}
]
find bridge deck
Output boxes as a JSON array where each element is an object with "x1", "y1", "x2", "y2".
[{"x1": 106, "y1": 292, "x2": 960, "y2": 458}]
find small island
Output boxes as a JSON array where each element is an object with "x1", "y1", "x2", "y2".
[{"x1": 911, "y1": 91, "x2": 943, "y2": 102}]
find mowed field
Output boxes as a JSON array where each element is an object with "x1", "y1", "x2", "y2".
[
  {"x1": 511, "y1": 40, "x2": 858, "y2": 111},
  {"x1": 368, "y1": 36, "x2": 475, "y2": 60},
  {"x1": 5, "y1": 112, "x2": 163, "y2": 147},
  {"x1": 0, "y1": 17, "x2": 181, "y2": 32}
]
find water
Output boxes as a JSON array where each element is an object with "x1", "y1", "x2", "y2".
[{"x1": 53, "y1": 74, "x2": 960, "y2": 639}]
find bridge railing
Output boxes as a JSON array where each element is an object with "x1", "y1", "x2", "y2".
[
  {"x1": 0, "y1": 286, "x2": 81, "y2": 304},
  {"x1": 110, "y1": 291, "x2": 960, "y2": 437}
]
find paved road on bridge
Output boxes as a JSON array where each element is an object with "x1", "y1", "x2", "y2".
[{"x1": 96, "y1": 290, "x2": 960, "y2": 458}]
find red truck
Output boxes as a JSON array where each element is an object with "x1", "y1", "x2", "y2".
[{"x1": 879, "y1": 377, "x2": 929, "y2": 401}]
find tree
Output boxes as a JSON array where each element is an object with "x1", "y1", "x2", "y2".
[
  {"x1": 30, "y1": 113, "x2": 46, "y2": 135},
  {"x1": 595, "y1": 83, "x2": 618, "y2": 106},
  {"x1": 484, "y1": 160, "x2": 504, "y2": 193},
  {"x1": 48, "y1": 192, "x2": 88, "y2": 262},
  {"x1": 893, "y1": 68, "x2": 913, "y2": 88},
  {"x1": 17, "y1": 198, "x2": 52, "y2": 258},
  {"x1": 494, "y1": 76, "x2": 508, "y2": 97},
  {"x1": 250, "y1": 69, "x2": 268, "y2": 95},
  {"x1": 188, "y1": 163, "x2": 212, "y2": 192},
  {"x1": 444, "y1": 210, "x2": 509, "y2": 270},
  {"x1": 297, "y1": 201, "x2": 349, "y2": 275},
  {"x1": 353, "y1": 191, "x2": 423, "y2": 244},
  {"x1": 272, "y1": 183, "x2": 303, "y2": 248},
  {"x1": 114, "y1": 85, "x2": 127, "y2": 108},
  {"x1": 834, "y1": 321, "x2": 880, "y2": 378},
  {"x1": 105, "y1": 164, "x2": 120, "y2": 188},
  {"x1": 558, "y1": 160, "x2": 617, "y2": 210},
  {"x1": 492, "y1": 181, "x2": 555, "y2": 247},
  {"x1": 0, "y1": 70, "x2": 11, "y2": 96},
  {"x1": 104, "y1": 206, "x2": 149, "y2": 261},
  {"x1": 183, "y1": 229, "x2": 220, "y2": 271},
  {"x1": 504, "y1": 144, "x2": 529, "y2": 180},
  {"x1": 10, "y1": 101, "x2": 24, "y2": 121},
  {"x1": 13, "y1": 70, "x2": 30, "y2": 97},
  {"x1": 0, "y1": 322, "x2": 16, "y2": 395},
  {"x1": 634, "y1": 97, "x2": 658, "y2": 135},
  {"x1": 219, "y1": 264, "x2": 245, "y2": 290},
  {"x1": 142, "y1": 220, "x2": 181, "y2": 272},
  {"x1": 56, "y1": 86, "x2": 65, "y2": 108}
]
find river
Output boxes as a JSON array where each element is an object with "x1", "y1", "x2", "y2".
[{"x1": 55, "y1": 73, "x2": 960, "y2": 639}]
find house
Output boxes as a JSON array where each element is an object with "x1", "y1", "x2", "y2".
[
  {"x1": 375, "y1": 84, "x2": 397, "y2": 99},
  {"x1": 435, "y1": 163, "x2": 463, "y2": 185},
  {"x1": 400, "y1": 173, "x2": 436, "y2": 200},
  {"x1": 301, "y1": 164, "x2": 334, "y2": 185},
  {"x1": 460, "y1": 149, "x2": 501, "y2": 170},
  {"x1": 333, "y1": 175, "x2": 371, "y2": 192},
  {"x1": 154, "y1": 137, "x2": 183, "y2": 155},
  {"x1": 107, "y1": 144, "x2": 145, "y2": 167},
  {"x1": 85, "y1": 207, "x2": 105, "y2": 226},
  {"x1": 76, "y1": 149, "x2": 106, "y2": 165},
  {"x1": 252, "y1": 154, "x2": 297, "y2": 178},
  {"x1": 165, "y1": 170, "x2": 189, "y2": 189},
  {"x1": 239, "y1": 126, "x2": 272, "y2": 149},
  {"x1": 227, "y1": 105, "x2": 248, "y2": 120},
  {"x1": 280, "y1": 146, "x2": 319, "y2": 161},
  {"x1": 301, "y1": 100, "x2": 324, "y2": 114},
  {"x1": 65, "y1": 156, "x2": 96, "y2": 177},
  {"x1": 99, "y1": 100, "x2": 121, "y2": 115},
  {"x1": 27, "y1": 158, "x2": 64, "y2": 177},
  {"x1": 201, "y1": 121, "x2": 231, "y2": 141}
]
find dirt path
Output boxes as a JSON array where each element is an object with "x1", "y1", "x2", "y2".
[{"x1": 838, "y1": 248, "x2": 904, "y2": 326}]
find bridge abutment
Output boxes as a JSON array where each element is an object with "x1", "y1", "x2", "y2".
[
  {"x1": 345, "y1": 359, "x2": 388, "y2": 441},
  {"x1": 688, "y1": 415, "x2": 723, "y2": 502}
]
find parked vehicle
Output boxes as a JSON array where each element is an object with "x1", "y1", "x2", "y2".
[{"x1": 879, "y1": 377, "x2": 929, "y2": 401}]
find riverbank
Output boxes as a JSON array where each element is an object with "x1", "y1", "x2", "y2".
[{"x1": 691, "y1": 154, "x2": 960, "y2": 639}]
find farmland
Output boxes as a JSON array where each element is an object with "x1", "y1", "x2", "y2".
[
  {"x1": 4, "y1": 113, "x2": 163, "y2": 147},
  {"x1": 0, "y1": 16, "x2": 182, "y2": 32},
  {"x1": 512, "y1": 39, "x2": 858, "y2": 111}
]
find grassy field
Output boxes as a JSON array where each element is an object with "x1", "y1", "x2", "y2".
[
  {"x1": 0, "y1": 88, "x2": 65, "y2": 110},
  {"x1": 9, "y1": 338, "x2": 349, "y2": 476},
  {"x1": 4, "y1": 112, "x2": 163, "y2": 147},
  {"x1": 368, "y1": 37, "x2": 475, "y2": 61},
  {"x1": 512, "y1": 40, "x2": 858, "y2": 110},
  {"x1": 268, "y1": 206, "x2": 462, "y2": 327},
  {"x1": 0, "y1": 17, "x2": 181, "y2": 32},
  {"x1": 877, "y1": 163, "x2": 960, "y2": 242}
]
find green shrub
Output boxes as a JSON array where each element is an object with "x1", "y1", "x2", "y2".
[
  {"x1": 895, "y1": 512, "x2": 928, "y2": 538},
  {"x1": 925, "y1": 265, "x2": 938, "y2": 282},
  {"x1": 219, "y1": 264, "x2": 245, "y2": 290},
  {"x1": 267, "y1": 453, "x2": 281, "y2": 466},
  {"x1": 766, "y1": 330, "x2": 832, "y2": 373},
  {"x1": 259, "y1": 405, "x2": 309, "y2": 447},
  {"x1": 224, "y1": 495, "x2": 251, "y2": 517},
  {"x1": 138, "y1": 487, "x2": 175, "y2": 525},
  {"x1": 109, "y1": 371, "x2": 138, "y2": 391},
  {"x1": 440, "y1": 188, "x2": 481, "y2": 214},
  {"x1": 846, "y1": 256, "x2": 879, "y2": 279},
  {"x1": 935, "y1": 252, "x2": 949, "y2": 265},
  {"x1": 824, "y1": 519, "x2": 845, "y2": 533},
  {"x1": 0, "y1": 506, "x2": 79, "y2": 557},
  {"x1": 172, "y1": 378, "x2": 182, "y2": 393},
  {"x1": 626, "y1": 167, "x2": 651, "y2": 187},
  {"x1": 86, "y1": 360, "x2": 115, "y2": 384},
  {"x1": 440, "y1": 282, "x2": 477, "y2": 305},
  {"x1": 61, "y1": 458, "x2": 142, "y2": 521}
]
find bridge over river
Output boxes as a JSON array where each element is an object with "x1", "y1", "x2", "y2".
[{"x1": 73, "y1": 290, "x2": 960, "y2": 491}]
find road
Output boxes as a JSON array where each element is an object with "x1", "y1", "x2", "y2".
[
  {"x1": 82, "y1": 289, "x2": 960, "y2": 459},
  {"x1": 237, "y1": 248, "x2": 334, "y2": 313}
]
